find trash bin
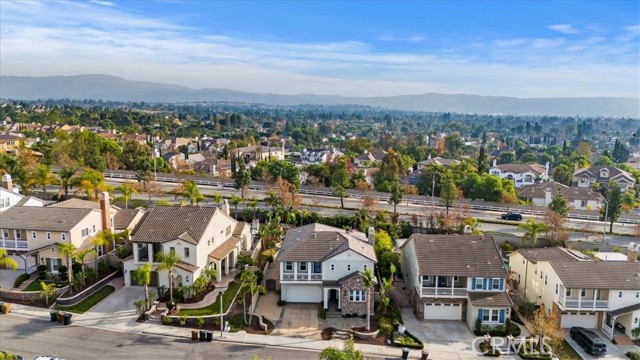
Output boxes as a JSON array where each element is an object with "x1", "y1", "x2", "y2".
[
  {"x1": 57, "y1": 311, "x2": 65, "y2": 323},
  {"x1": 199, "y1": 330, "x2": 206, "y2": 341},
  {"x1": 191, "y1": 329, "x2": 198, "y2": 341},
  {"x1": 401, "y1": 347, "x2": 409, "y2": 360},
  {"x1": 50, "y1": 310, "x2": 59, "y2": 322},
  {"x1": 2, "y1": 303, "x2": 10, "y2": 314},
  {"x1": 421, "y1": 348, "x2": 429, "y2": 360},
  {"x1": 63, "y1": 312, "x2": 72, "y2": 325},
  {"x1": 206, "y1": 331, "x2": 213, "y2": 342}
]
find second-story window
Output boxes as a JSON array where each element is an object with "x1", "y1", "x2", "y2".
[
  {"x1": 32, "y1": 231, "x2": 37, "y2": 239},
  {"x1": 492, "y1": 279, "x2": 500, "y2": 290},
  {"x1": 285, "y1": 262, "x2": 293, "y2": 271},
  {"x1": 330, "y1": 264, "x2": 335, "y2": 271},
  {"x1": 92, "y1": 225, "x2": 96, "y2": 233},
  {"x1": 299, "y1": 262, "x2": 307, "y2": 272},
  {"x1": 566, "y1": 289, "x2": 571, "y2": 296},
  {"x1": 313, "y1": 262, "x2": 321, "y2": 273},
  {"x1": 475, "y1": 278, "x2": 483, "y2": 290},
  {"x1": 619, "y1": 291, "x2": 623, "y2": 298},
  {"x1": 581, "y1": 289, "x2": 586, "y2": 297},
  {"x1": 16, "y1": 229, "x2": 21, "y2": 238},
  {"x1": 363, "y1": 264, "x2": 368, "y2": 271},
  {"x1": 544, "y1": 276, "x2": 547, "y2": 285},
  {"x1": 184, "y1": 248, "x2": 190, "y2": 258},
  {"x1": 555, "y1": 284, "x2": 558, "y2": 294},
  {"x1": 2, "y1": 229, "x2": 8, "y2": 238},
  {"x1": 170, "y1": 247, "x2": 176, "y2": 255}
]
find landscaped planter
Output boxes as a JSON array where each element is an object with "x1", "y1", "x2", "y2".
[{"x1": 353, "y1": 328, "x2": 380, "y2": 340}]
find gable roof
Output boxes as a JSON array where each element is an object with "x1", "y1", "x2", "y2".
[
  {"x1": 132, "y1": 206, "x2": 220, "y2": 245},
  {"x1": 278, "y1": 223, "x2": 376, "y2": 262},
  {"x1": 492, "y1": 163, "x2": 547, "y2": 175},
  {"x1": 550, "y1": 261, "x2": 640, "y2": 290},
  {"x1": 403, "y1": 234, "x2": 507, "y2": 277},
  {"x1": 418, "y1": 157, "x2": 460, "y2": 167},
  {"x1": 573, "y1": 166, "x2": 635, "y2": 184},
  {"x1": 517, "y1": 181, "x2": 604, "y2": 202},
  {"x1": 113, "y1": 208, "x2": 145, "y2": 230},
  {"x1": 48, "y1": 198, "x2": 120, "y2": 212},
  {"x1": 0, "y1": 206, "x2": 95, "y2": 231},
  {"x1": 513, "y1": 247, "x2": 591, "y2": 263}
]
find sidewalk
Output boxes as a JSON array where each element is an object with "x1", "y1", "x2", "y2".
[{"x1": 7, "y1": 301, "x2": 484, "y2": 359}]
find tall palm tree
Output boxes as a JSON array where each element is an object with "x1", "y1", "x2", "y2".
[
  {"x1": 213, "y1": 192, "x2": 223, "y2": 208},
  {"x1": 71, "y1": 168, "x2": 112, "y2": 200},
  {"x1": 239, "y1": 270, "x2": 265, "y2": 325},
  {"x1": 28, "y1": 164, "x2": 57, "y2": 199},
  {"x1": 518, "y1": 219, "x2": 547, "y2": 246},
  {"x1": 57, "y1": 166, "x2": 78, "y2": 200},
  {"x1": 0, "y1": 248, "x2": 18, "y2": 271},
  {"x1": 92, "y1": 230, "x2": 112, "y2": 273},
  {"x1": 229, "y1": 194, "x2": 242, "y2": 219},
  {"x1": 264, "y1": 190, "x2": 279, "y2": 209},
  {"x1": 133, "y1": 263, "x2": 152, "y2": 311},
  {"x1": 58, "y1": 243, "x2": 77, "y2": 293},
  {"x1": 361, "y1": 268, "x2": 375, "y2": 331},
  {"x1": 156, "y1": 251, "x2": 182, "y2": 303},
  {"x1": 248, "y1": 200, "x2": 259, "y2": 219},
  {"x1": 116, "y1": 182, "x2": 138, "y2": 209},
  {"x1": 176, "y1": 180, "x2": 206, "y2": 205},
  {"x1": 74, "y1": 247, "x2": 96, "y2": 285}
]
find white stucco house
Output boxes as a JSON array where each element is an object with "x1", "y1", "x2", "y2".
[
  {"x1": 0, "y1": 174, "x2": 47, "y2": 212},
  {"x1": 572, "y1": 166, "x2": 636, "y2": 191},
  {"x1": 277, "y1": 223, "x2": 377, "y2": 315},
  {"x1": 400, "y1": 234, "x2": 512, "y2": 330},
  {"x1": 517, "y1": 181, "x2": 604, "y2": 210},
  {"x1": 489, "y1": 160, "x2": 549, "y2": 188},
  {"x1": 508, "y1": 246, "x2": 640, "y2": 342}
]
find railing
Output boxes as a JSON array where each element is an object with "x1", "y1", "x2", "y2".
[
  {"x1": 559, "y1": 297, "x2": 609, "y2": 309},
  {"x1": 281, "y1": 273, "x2": 322, "y2": 281},
  {"x1": 0, "y1": 239, "x2": 29, "y2": 250},
  {"x1": 422, "y1": 287, "x2": 467, "y2": 296}
]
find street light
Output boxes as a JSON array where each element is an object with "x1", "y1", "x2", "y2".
[{"x1": 219, "y1": 289, "x2": 225, "y2": 337}]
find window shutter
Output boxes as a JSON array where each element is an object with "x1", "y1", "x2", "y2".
[
  {"x1": 478, "y1": 309, "x2": 483, "y2": 322},
  {"x1": 499, "y1": 309, "x2": 505, "y2": 323},
  {"x1": 499, "y1": 278, "x2": 505, "y2": 291},
  {"x1": 482, "y1": 278, "x2": 488, "y2": 290},
  {"x1": 472, "y1": 278, "x2": 476, "y2": 289}
]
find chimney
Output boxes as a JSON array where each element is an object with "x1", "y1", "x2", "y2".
[
  {"x1": 223, "y1": 199, "x2": 230, "y2": 216},
  {"x1": 544, "y1": 188, "x2": 552, "y2": 206},
  {"x1": 368, "y1": 226, "x2": 375, "y2": 246},
  {"x1": 627, "y1": 243, "x2": 639, "y2": 262},
  {"x1": 99, "y1": 191, "x2": 111, "y2": 231},
  {"x1": 2, "y1": 174, "x2": 13, "y2": 192}
]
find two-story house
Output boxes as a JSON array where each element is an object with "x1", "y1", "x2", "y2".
[
  {"x1": 572, "y1": 166, "x2": 636, "y2": 191},
  {"x1": 400, "y1": 234, "x2": 512, "y2": 330},
  {"x1": 123, "y1": 203, "x2": 252, "y2": 288},
  {"x1": 300, "y1": 148, "x2": 344, "y2": 165},
  {"x1": 1, "y1": 174, "x2": 47, "y2": 212},
  {"x1": 508, "y1": 247, "x2": 640, "y2": 341},
  {"x1": 234, "y1": 143, "x2": 285, "y2": 164},
  {"x1": 353, "y1": 150, "x2": 386, "y2": 168},
  {"x1": 0, "y1": 205, "x2": 105, "y2": 273},
  {"x1": 489, "y1": 160, "x2": 549, "y2": 188},
  {"x1": 277, "y1": 223, "x2": 377, "y2": 315},
  {"x1": 517, "y1": 181, "x2": 604, "y2": 210},
  {"x1": 416, "y1": 156, "x2": 461, "y2": 170}
]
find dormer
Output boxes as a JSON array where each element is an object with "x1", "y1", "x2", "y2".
[{"x1": 599, "y1": 168, "x2": 609, "y2": 178}]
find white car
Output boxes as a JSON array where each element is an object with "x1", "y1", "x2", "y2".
[{"x1": 34, "y1": 357, "x2": 65, "y2": 360}]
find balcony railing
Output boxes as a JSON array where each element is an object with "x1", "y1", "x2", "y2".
[
  {"x1": 422, "y1": 287, "x2": 467, "y2": 296},
  {"x1": 282, "y1": 272, "x2": 323, "y2": 281},
  {"x1": 560, "y1": 298, "x2": 609, "y2": 309},
  {"x1": 0, "y1": 239, "x2": 29, "y2": 250}
]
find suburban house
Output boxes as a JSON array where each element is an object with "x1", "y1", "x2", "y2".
[
  {"x1": 489, "y1": 160, "x2": 549, "y2": 187},
  {"x1": 508, "y1": 246, "x2": 640, "y2": 341},
  {"x1": 234, "y1": 143, "x2": 285, "y2": 164},
  {"x1": 517, "y1": 181, "x2": 604, "y2": 210},
  {"x1": 123, "y1": 203, "x2": 252, "y2": 288},
  {"x1": 193, "y1": 158, "x2": 232, "y2": 177},
  {"x1": 0, "y1": 204, "x2": 106, "y2": 273},
  {"x1": 400, "y1": 234, "x2": 512, "y2": 330},
  {"x1": 300, "y1": 148, "x2": 344, "y2": 165},
  {"x1": 1, "y1": 174, "x2": 47, "y2": 212},
  {"x1": 572, "y1": 166, "x2": 636, "y2": 191},
  {"x1": 277, "y1": 223, "x2": 377, "y2": 315},
  {"x1": 0, "y1": 134, "x2": 22, "y2": 153},
  {"x1": 353, "y1": 150, "x2": 386, "y2": 168},
  {"x1": 417, "y1": 156, "x2": 461, "y2": 170},
  {"x1": 113, "y1": 208, "x2": 146, "y2": 235}
]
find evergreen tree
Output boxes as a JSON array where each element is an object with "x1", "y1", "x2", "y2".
[
  {"x1": 548, "y1": 193, "x2": 569, "y2": 217},
  {"x1": 601, "y1": 181, "x2": 623, "y2": 234},
  {"x1": 477, "y1": 146, "x2": 487, "y2": 174}
]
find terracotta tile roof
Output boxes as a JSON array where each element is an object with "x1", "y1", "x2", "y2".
[
  {"x1": 514, "y1": 247, "x2": 591, "y2": 263},
  {"x1": 493, "y1": 163, "x2": 547, "y2": 175},
  {"x1": 175, "y1": 261, "x2": 199, "y2": 273},
  {"x1": 278, "y1": 223, "x2": 376, "y2": 262},
  {"x1": 517, "y1": 181, "x2": 604, "y2": 202},
  {"x1": 550, "y1": 261, "x2": 640, "y2": 290},
  {"x1": 113, "y1": 208, "x2": 144, "y2": 230},
  {"x1": 468, "y1": 292, "x2": 513, "y2": 307},
  {"x1": 1, "y1": 206, "x2": 94, "y2": 231},
  {"x1": 208, "y1": 234, "x2": 242, "y2": 261},
  {"x1": 403, "y1": 235, "x2": 507, "y2": 277},
  {"x1": 132, "y1": 205, "x2": 218, "y2": 244}
]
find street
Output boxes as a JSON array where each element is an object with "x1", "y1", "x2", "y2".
[{"x1": 0, "y1": 315, "x2": 322, "y2": 360}]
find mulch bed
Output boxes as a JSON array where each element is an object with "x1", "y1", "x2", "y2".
[
  {"x1": 321, "y1": 327, "x2": 335, "y2": 341},
  {"x1": 352, "y1": 318, "x2": 387, "y2": 346},
  {"x1": 244, "y1": 315, "x2": 275, "y2": 335}
]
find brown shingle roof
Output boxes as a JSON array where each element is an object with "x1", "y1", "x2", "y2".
[
  {"x1": 403, "y1": 235, "x2": 507, "y2": 277},
  {"x1": 517, "y1": 181, "x2": 603, "y2": 202},
  {"x1": 132, "y1": 206, "x2": 217, "y2": 244},
  {"x1": 608, "y1": 303, "x2": 640, "y2": 317},
  {"x1": 550, "y1": 262, "x2": 640, "y2": 290},
  {"x1": 208, "y1": 235, "x2": 242, "y2": 261},
  {"x1": 113, "y1": 208, "x2": 144, "y2": 230},
  {"x1": 493, "y1": 163, "x2": 546, "y2": 175},
  {"x1": 0, "y1": 206, "x2": 94, "y2": 231},
  {"x1": 49, "y1": 198, "x2": 120, "y2": 211},
  {"x1": 514, "y1": 247, "x2": 591, "y2": 264},
  {"x1": 278, "y1": 223, "x2": 376, "y2": 262},
  {"x1": 468, "y1": 292, "x2": 513, "y2": 307}
]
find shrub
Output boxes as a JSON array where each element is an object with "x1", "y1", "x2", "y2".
[
  {"x1": 378, "y1": 317, "x2": 394, "y2": 335},
  {"x1": 235, "y1": 255, "x2": 254, "y2": 270},
  {"x1": 179, "y1": 316, "x2": 187, "y2": 327},
  {"x1": 500, "y1": 241, "x2": 514, "y2": 252},
  {"x1": 13, "y1": 273, "x2": 30, "y2": 288},
  {"x1": 479, "y1": 341, "x2": 501, "y2": 357},
  {"x1": 519, "y1": 300, "x2": 538, "y2": 318},
  {"x1": 37, "y1": 264, "x2": 47, "y2": 272},
  {"x1": 318, "y1": 303, "x2": 326, "y2": 320},
  {"x1": 196, "y1": 317, "x2": 205, "y2": 329},
  {"x1": 58, "y1": 266, "x2": 68, "y2": 282},
  {"x1": 71, "y1": 263, "x2": 83, "y2": 275},
  {"x1": 85, "y1": 268, "x2": 97, "y2": 282},
  {"x1": 277, "y1": 300, "x2": 286, "y2": 306},
  {"x1": 475, "y1": 318, "x2": 482, "y2": 334},
  {"x1": 261, "y1": 248, "x2": 276, "y2": 263},
  {"x1": 98, "y1": 259, "x2": 109, "y2": 274},
  {"x1": 162, "y1": 316, "x2": 173, "y2": 325},
  {"x1": 627, "y1": 351, "x2": 640, "y2": 360}
]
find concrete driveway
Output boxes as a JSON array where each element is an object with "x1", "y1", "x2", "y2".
[
  {"x1": 564, "y1": 331, "x2": 627, "y2": 360},
  {"x1": 0, "y1": 269, "x2": 23, "y2": 290},
  {"x1": 72, "y1": 280, "x2": 146, "y2": 330}
]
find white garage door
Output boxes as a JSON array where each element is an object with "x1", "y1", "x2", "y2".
[
  {"x1": 284, "y1": 285, "x2": 322, "y2": 303},
  {"x1": 560, "y1": 313, "x2": 597, "y2": 329},
  {"x1": 424, "y1": 303, "x2": 462, "y2": 320}
]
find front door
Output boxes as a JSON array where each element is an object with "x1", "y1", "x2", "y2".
[
  {"x1": 149, "y1": 271, "x2": 159, "y2": 287},
  {"x1": 46, "y1": 258, "x2": 62, "y2": 273}
]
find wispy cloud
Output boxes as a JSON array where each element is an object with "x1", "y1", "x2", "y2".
[
  {"x1": 89, "y1": 0, "x2": 115, "y2": 6},
  {"x1": 378, "y1": 34, "x2": 426, "y2": 43},
  {"x1": 547, "y1": 24, "x2": 579, "y2": 34}
]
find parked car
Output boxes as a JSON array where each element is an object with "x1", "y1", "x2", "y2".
[
  {"x1": 569, "y1": 327, "x2": 607, "y2": 355},
  {"x1": 501, "y1": 212, "x2": 523, "y2": 221},
  {"x1": 34, "y1": 357, "x2": 64, "y2": 360}
]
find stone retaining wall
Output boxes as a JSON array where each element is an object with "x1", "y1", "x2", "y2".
[{"x1": 0, "y1": 286, "x2": 68, "y2": 302}]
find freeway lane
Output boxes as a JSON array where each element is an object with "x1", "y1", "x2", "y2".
[{"x1": 0, "y1": 315, "x2": 320, "y2": 360}]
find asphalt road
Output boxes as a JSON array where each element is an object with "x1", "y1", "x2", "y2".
[{"x1": 0, "y1": 316, "x2": 322, "y2": 360}]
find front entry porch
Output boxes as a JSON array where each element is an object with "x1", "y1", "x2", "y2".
[
  {"x1": 323, "y1": 287, "x2": 340, "y2": 310},
  {"x1": 208, "y1": 235, "x2": 243, "y2": 283}
]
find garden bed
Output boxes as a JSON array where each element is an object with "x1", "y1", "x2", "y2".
[
  {"x1": 177, "y1": 281, "x2": 243, "y2": 316},
  {"x1": 321, "y1": 327, "x2": 335, "y2": 341},
  {"x1": 54, "y1": 286, "x2": 115, "y2": 314}
]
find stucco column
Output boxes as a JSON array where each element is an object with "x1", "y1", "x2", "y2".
[
  {"x1": 435, "y1": 276, "x2": 439, "y2": 298},
  {"x1": 148, "y1": 245, "x2": 153, "y2": 263},
  {"x1": 323, "y1": 288, "x2": 328, "y2": 309},
  {"x1": 451, "y1": 276, "x2": 454, "y2": 295},
  {"x1": 307, "y1": 262, "x2": 311, "y2": 279},
  {"x1": 294, "y1": 262, "x2": 298, "y2": 280},
  {"x1": 280, "y1": 261, "x2": 283, "y2": 279},
  {"x1": 578, "y1": 289, "x2": 581, "y2": 308},
  {"x1": 224, "y1": 254, "x2": 230, "y2": 275},
  {"x1": 593, "y1": 289, "x2": 597, "y2": 309},
  {"x1": 216, "y1": 260, "x2": 222, "y2": 283}
]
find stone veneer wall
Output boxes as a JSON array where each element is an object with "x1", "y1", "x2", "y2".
[
  {"x1": 0, "y1": 286, "x2": 68, "y2": 302},
  {"x1": 339, "y1": 275, "x2": 375, "y2": 315}
]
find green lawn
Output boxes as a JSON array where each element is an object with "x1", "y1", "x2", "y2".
[
  {"x1": 22, "y1": 279, "x2": 50, "y2": 292},
  {"x1": 54, "y1": 286, "x2": 115, "y2": 314},
  {"x1": 179, "y1": 281, "x2": 243, "y2": 317}
]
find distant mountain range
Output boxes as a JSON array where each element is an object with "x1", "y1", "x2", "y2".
[{"x1": 1, "y1": 74, "x2": 638, "y2": 117}]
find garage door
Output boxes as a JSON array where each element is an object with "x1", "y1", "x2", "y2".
[
  {"x1": 560, "y1": 313, "x2": 597, "y2": 328},
  {"x1": 424, "y1": 303, "x2": 462, "y2": 320},
  {"x1": 284, "y1": 285, "x2": 322, "y2": 303}
]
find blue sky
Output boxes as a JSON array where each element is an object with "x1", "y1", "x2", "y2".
[{"x1": 1, "y1": 0, "x2": 638, "y2": 98}]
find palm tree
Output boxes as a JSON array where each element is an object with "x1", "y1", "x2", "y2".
[
  {"x1": 28, "y1": 164, "x2": 56, "y2": 199},
  {"x1": 57, "y1": 166, "x2": 78, "y2": 200},
  {"x1": 0, "y1": 248, "x2": 18, "y2": 271},
  {"x1": 264, "y1": 190, "x2": 279, "y2": 209},
  {"x1": 229, "y1": 194, "x2": 242, "y2": 219},
  {"x1": 239, "y1": 270, "x2": 265, "y2": 325},
  {"x1": 156, "y1": 251, "x2": 182, "y2": 303},
  {"x1": 40, "y1": 281, "x2": 57, "y2": 306},
  {"x1": 74, "y1": 247, "x2": 96, "y2": 285},
  {"x1": 176, "y1": 180, "x2": 206, "y2": 205},
  {"x1": 72, "y1": 168, "x2": 112, "y2": 200},
  {"x1": 58, "y1": 243, "x2": 77, "y2": 293},
  {"x1": 133, "y1": 263, "x2": 152, "y2": 311},
  {"x1": 248, "y1": 200, "x2": 259, "y2": 219},
  {"x1": 518, "y1": 219, "x2": 547, "y2": 246},
  {"x1": 298, "y1": 209, "x2": 312, "y2": 226},
  {"x1": 116, "y1": 182, "x2": 138, "y2": 209},
  {"x1": 91, "y1": 230, "x2": 112, "y2": 273},
  {"x1": 361, "y1": 268, "x2": 375, "y2": 331},
  {"x1": 213, "y1": 192, "x2": 223, "y2": 207}
]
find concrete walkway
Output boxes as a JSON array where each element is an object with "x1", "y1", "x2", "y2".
[
  {"x1": 180, "y1": 271, "x2": 237, "y2": 309},
  {"x1": 0, "y1": 269, "x2": 27, "y2": 290}
]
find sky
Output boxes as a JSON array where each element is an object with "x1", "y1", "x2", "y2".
[{"x1": 1, "y1": 0, "x2": 639, "y2": 98}]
